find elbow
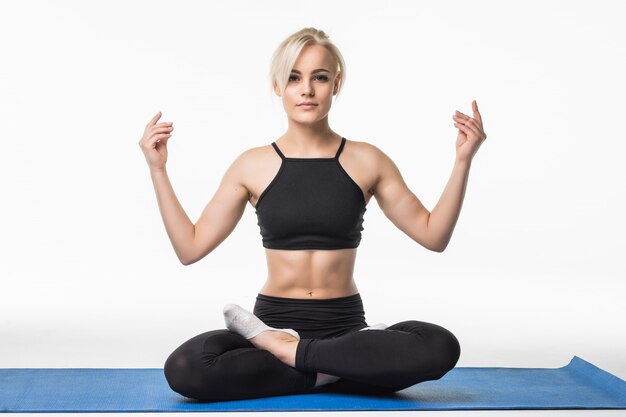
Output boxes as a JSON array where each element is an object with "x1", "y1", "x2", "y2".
[
  {"x1": 179, "y1": 237, "x2": 198, "y2": 266},
  {"x1": 430, "y1": 245, "x2": 446, "y2": 253},
  {"x1": 180, "y1": 247, "x2": 211, "y2": 266},
  {"x1": 180, "y1": 255, "x2": 197, "y2": 266},
  {"x1": 420, "y1": 240, "x2": 446, "y2": 253},
  {"x1": 425, "y1": 229, "x2": 449, "y2": 253},
  {"x1": 429, "y1": 239, "x2": 449, "y2": 253},
  {"x1": 179, "y1": 253, "x2": 195, "y2": 266},
  {"x1": 177, "y1": 227, "x2": 198, "y2": 266},
  {"x1": 425, "y1": 215, "x2": 447, "y2": 253}
]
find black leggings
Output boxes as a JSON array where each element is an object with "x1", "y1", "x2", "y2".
[{"x1": 163, "y1": 293, "x2": 461, "y2": 402}]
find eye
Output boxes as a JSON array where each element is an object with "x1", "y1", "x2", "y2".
[{"x1": 288, "y1": 75, "x2": 329, "y2": 82}]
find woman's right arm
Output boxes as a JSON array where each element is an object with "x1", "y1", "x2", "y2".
[
  {"x1": 148, "y1": 163, "x2": 249, "y2": 265},
  {"x1": 148, "y1": 168, "x2": 196, "y2": 264},
  {"x1": 140, "y1": 112, "x2": 249, "y2": 265}
]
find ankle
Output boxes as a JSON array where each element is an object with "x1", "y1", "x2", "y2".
[{"x1": 250, "y1": 331, "x2": 297, "y2": 360}]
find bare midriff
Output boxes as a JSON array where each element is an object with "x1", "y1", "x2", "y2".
[{"x1": 258, "y1": 248, "x2": 360, "y2": 300}]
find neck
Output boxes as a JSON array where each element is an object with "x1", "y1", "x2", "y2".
[{"x1": 282, "y1": 117, "x2": 339, "y2": 153}]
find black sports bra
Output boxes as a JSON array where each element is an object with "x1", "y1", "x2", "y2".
[{"x1": 255, "y1": 137, "x2": 367, "y2": 250}]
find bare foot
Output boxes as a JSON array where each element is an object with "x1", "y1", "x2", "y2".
[
  {"x1": 250, "y1": 331, "x2": 341, "y2": 386},
  {"x1": 250, "y1": 330, "x2": 299, "y2": 367}
]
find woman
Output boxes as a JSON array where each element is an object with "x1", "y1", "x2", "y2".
[{"x1": 138, "y1": 27, "x2": 486, "y2": 402}]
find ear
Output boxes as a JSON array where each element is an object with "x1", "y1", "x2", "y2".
[
  {"x1": 333, "y1": 72, "x2": 341, "y2": 95},
  {"x1": 273, "y1": 80, "x2": 282, "y2": 97}
]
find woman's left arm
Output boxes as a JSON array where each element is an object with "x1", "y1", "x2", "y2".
[
  {"x1": 429, "y1": 100, "x2": 487, "y2": 251},
  {"x1": 372, "y1": 100, "x2": 486, "y2": 252}
]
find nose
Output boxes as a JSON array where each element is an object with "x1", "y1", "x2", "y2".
[{"x1": 301, "y1": 80, "x2": 314, "y2": 96}]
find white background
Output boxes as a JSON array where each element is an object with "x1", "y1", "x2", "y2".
[{"x1": 1, "y1": 0, "x2": 625, "y2": 415}]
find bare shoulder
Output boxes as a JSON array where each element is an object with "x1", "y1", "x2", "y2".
[
  {"x1": 349, "y1": 138, "x2": 433, "y2": 250},
  {"x1": 228, "y1": 143, "x2": 281, "y2": 204},
  {"x1": 347, "y1": 138, "x2": 392, "y2": 164},
  {"x1": 240, "y1": 142, "x2": 278, "y2": 165},
  {"x1": 229, "y1": 144, "x2": 267, "y2": 174},
  {"x1": 345, "y1": 139, "x2": 397, "y2": 189}
]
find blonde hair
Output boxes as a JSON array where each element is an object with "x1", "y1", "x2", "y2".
[{"x1": 268, "y1": 27, "x2": 346, "y2": 100}]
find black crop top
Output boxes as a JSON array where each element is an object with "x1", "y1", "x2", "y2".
[{"x1": 255, "y1": 137, "x2": 367, "y2": 250}]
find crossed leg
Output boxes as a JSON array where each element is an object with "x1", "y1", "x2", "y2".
[
  {"x1": 293, "y1": 320, "x2": 461, "y2": 392},
  {"x1": 163, "y1": 329, "x2": 317, "y2": 402},
  {"x1": 164, "y1": 319, "x2": 461, "y2": 402}
]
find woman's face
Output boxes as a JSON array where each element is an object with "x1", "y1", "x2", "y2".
[{"x1": 274, "y1": 44, "x2": 340, "y2": 125}]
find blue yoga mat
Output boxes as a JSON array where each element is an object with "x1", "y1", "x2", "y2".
[{"x1": 1, "y1": 356, "x2": 625, "y2": 412}]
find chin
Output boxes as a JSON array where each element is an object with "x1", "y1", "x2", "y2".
[{"x1": 294, "y1": 119, "x2": 318, "y2": 125}]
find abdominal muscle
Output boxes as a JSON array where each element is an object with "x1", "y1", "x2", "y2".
[{"x1": 258, "y1": 248, "x2": 360, "y2": 300}]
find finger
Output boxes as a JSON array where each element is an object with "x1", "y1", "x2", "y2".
[
  {"x1": 454, "y1": 110, "x2": 472, "y2": 123},
  {"x1": 454, "y1": 122, "x2": 468, "y2": 134},
  {"x1": 453, "y1": 112, "x2": 472, "y2": 122},
  {"x1": 152, "y1": 132, "x2": 172, "y2": 146},
  {"x1": 153, "y1": 131, "x2": 172, "y2": 140},
  {"x1": 456, "y1": 115, "x2": 486, "y2": 139},
  {"x1": 465, "y1": 117, "x2": 482, "y2": 131},
  {"x1": 456, "y1": 107, "x2": 483, "y2": 130},
  {"x1": 156, "y1": 136, "x2": 171, "y2": 147},
  {"x1": 472, "y1": 100, "x2": 483, "y2": 126},
  {"x1": 147, "y1": 111, "x2": 162, "y2": 128},
  {"x1": 453, "y1": 113, "x2": 481, "y2": 132},
  {"x1": 141, "y1": 124, "x2": 172, "y2": 147},
  {"x1": 152, "y1": 124, "x2": 174, "y2": 134},
  {"x1": 452, "y1": 113, "x2": 477, "y2": 129},
  {"x1": 454, "y1": 120, "x2": 480, "y2": 138},
  {"x1": 454, "y1": 110, "x2": 472, "y2": 120}
]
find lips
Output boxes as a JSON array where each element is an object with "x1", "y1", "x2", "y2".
[{"x1": 298, "y1": 103, "x2": 317, "y2": 106}]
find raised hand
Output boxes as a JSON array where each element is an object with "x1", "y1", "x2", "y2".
[
  {"x1": 452, "y1": 100, "x2": 487, "y2": 164},
  {"x1": 138, "y1": 111, "x2": 174, "y2": 171}
]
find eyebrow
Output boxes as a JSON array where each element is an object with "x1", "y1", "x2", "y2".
[{"x1": 290, "y1": 68, "x2": 330, "y2": 74}]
